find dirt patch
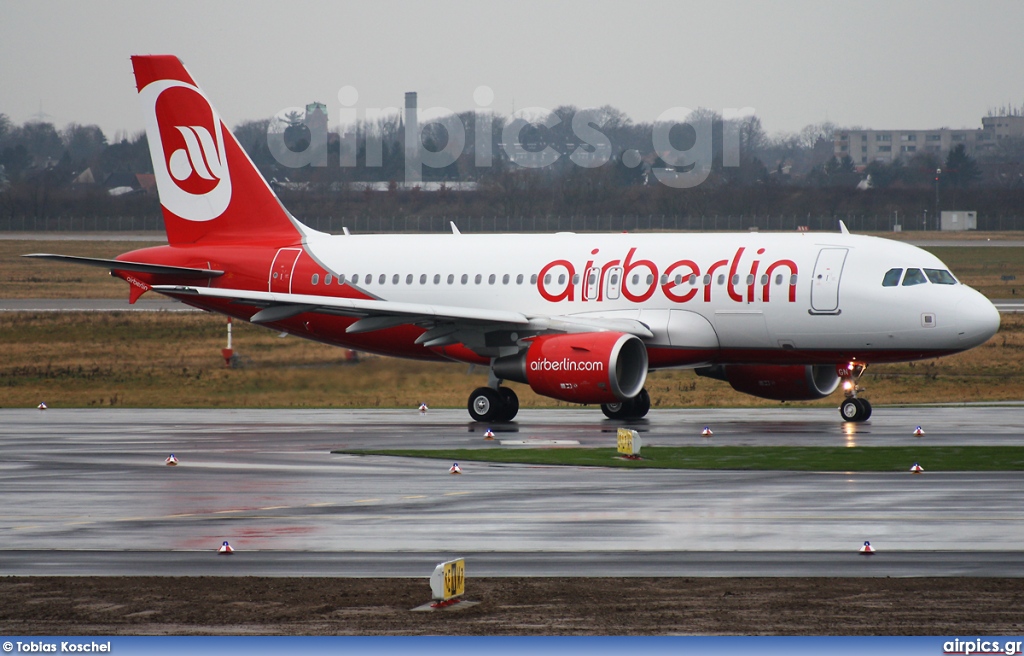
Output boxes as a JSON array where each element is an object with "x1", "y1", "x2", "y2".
[{"x1": 1, "y1": 577, "x2": 1022, "y2": 635}]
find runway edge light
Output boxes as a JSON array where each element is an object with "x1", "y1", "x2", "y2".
[
  {"x1": 910, "y1": 462, "x2": 924, "y2": 473},
  {"x1": 165, "y1": 454, "x2": 178, "y2": 466},
  {"x1": 702, "y1": 426, "x2": 713, "y2": 437},
  {"x1": 419, "y1": 402, "x2": 429, "y2": 413},
  {"x1": 859, "y1": 541, "x2": 875, "y2": 555},
  {"x1": 37, "y1": 402, "x2": 47, "y2": 410},
  {"x1": 913, "y1": 426, "x2": 926, "y2": 437},
  {"x1": 483, "y1": 428, "x2": 495, "y2": 439},
  {"x1": 218, "y1": 541, "x2": 234, "y2": 555},
  {"x1": 449, "y1": 462, "x2": 462, "y2": 474}
]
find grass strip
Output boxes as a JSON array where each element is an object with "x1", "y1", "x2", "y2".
[{"x1": 336, "y1": 446, "x2": 1024, "y2": 471}]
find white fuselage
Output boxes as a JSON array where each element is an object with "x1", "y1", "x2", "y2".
[{"x1": 294, "y1": 229, "x2": 998, "y2": 365}]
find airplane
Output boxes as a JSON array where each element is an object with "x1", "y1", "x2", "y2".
[{"x1": 25, "y1": 55, "x2": 1001, "y2": 424}]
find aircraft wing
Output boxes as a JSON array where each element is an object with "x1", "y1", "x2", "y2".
[
  {"x1": 22, "y1": 254, "x2": 224, "y2": 279},
  {"x1": 150, "y1": 285, "x2": 654, "y2": 345}
]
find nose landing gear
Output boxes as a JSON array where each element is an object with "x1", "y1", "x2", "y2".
[{"x1": 838, "y1": 362, "x2": 871, "y2": 422}]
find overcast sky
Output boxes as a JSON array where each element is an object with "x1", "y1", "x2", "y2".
[{"x1": 3, "y1": 0, "x2": 1023, "y2": 139}]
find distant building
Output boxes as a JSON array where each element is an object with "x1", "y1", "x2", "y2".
[
  {"x1": 940, "y1": 211, "x2": 977, "y2": 231},
  {"x1": 979, "y1": 115, "x2": 1024, "y2": 152},
  {"x1": 305, "y1": 102, "x2": 328, "y2": 136},
  {"x1": 835, "y1": 127, "x2": 981, "y2": 166},
  {"x1": 836, "y1": 113, "x2": 1024, "y2": 165}
]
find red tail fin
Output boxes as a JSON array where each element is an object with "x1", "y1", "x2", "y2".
[{"x1": 132, "y1": 55, "x2": 302, "y2": 246}]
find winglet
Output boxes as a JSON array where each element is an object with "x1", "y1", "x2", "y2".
[
  {"x1": 839, "y1": 220, "x2": 850, "y2": 235},
  {"x1": 450, "y1": 221, "x2": 461, "y2": 235}
]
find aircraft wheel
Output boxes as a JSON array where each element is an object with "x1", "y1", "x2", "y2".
[
  {"x1": 840, "y1": 398, "x2": 866, "y2": 422},
  {"x1": 601, "y1": 401, "x2": 628, "y2": 419},
  {"x1": 860, "y1": 399, "x2": 872, "y2": 421},
  {"x1": 631, "y1": 388, "x2": 651, "y2": 418},
  {"x1": 468, "y1": 387, "x2": 502, "y2": 422},
  {"x1": 497, "y1": 387, "x2": 519, "y2": 422}
]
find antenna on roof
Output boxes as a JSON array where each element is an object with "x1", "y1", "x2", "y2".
[
  {"x1": 839, "y1": 220, "x2": 850, "y2": 235},
  {"x1": 450, "y1": 221, "x2": 461, "y2": 235}
]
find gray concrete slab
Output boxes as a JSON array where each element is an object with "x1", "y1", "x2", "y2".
[{"x1": 1, "y1": 407, "x2": 1022, "y2": 576}]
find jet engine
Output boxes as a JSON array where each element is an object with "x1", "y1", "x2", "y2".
[
  {"x1": 493, "y1": 332, "x2": 648, "y2": 404},
  {"x1": 696, "y1": 364, "x2": 841, "y2": 401}
]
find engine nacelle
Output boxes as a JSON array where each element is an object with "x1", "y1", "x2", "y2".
[
  {"x1": 493, "y1": 332, "x2": 648, "y2": 404},
  {"x1": 696, "y1": 364, "x2": 841, "y2": 401}
]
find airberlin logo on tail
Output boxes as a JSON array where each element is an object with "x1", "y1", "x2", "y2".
[
  {"x1": 168, "y1": 125, "x2": 225, "y2": 185},
  {"x1": 139, "y1": 80, "x2": 232, "y2": 222}
]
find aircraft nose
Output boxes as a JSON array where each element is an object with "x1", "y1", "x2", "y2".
[{"x1": 955, "y1": 290, "x2": 1000, "y2": 348}]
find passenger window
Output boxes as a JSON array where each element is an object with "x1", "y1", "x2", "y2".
[
  {"x1": 775, "y1": 274, "x2": 783, "y2": 285},
  {"x1": 789, "y1": 274, "x2": 798, "y2": 285},
  {"x1": 882, "y1": 268, "x2": 902, "y2": 287},
  {"x1": 406, "y1": 274, "x2": 413, "y2": 285},
  {"x1": 689, "y1": 274, "x2": 697, "y2": 285},
  {"x1": 646, "y1": 274, "x2": 654, "y2": 285},
  {"x1": 661, "y1": 274, "x2": 668, "y2": 285},
  {"x1": 433, "y1": 274, "x2": 440, "y2": 284},
  {"x1": 902, "y1": 268, "x2": 927, "y2": 286},
  {"x1": 475, "y1": 274, "x2": 482, "y2": 284},
  {"x1": 925, "y1": 269, "x2": 957, "y2": 285},
  {"x1": 631, "y1": 274, "x2": 639, "y2": 285},
  {"x1": 392, "y1": 274, "x2": 400, "y2": 285},
  {"x1": 557, "y1": 274, "x2": 565, "y2": 285},
  {"x1": 419, "y1": 274, "x2": 426, "y2": 284},
  {"x1": 365, "y1": 274, "x2": 372, "y2": 284},
  {"x1": 674, "y1": 275, "x2": 682, "y2": 285},
  {"x1": 530, "y1": 274, "x2": 538, "y2": 285},
  {"x1": 311, "y1": 274, "x2": 319, "y2": 285},
  {"x1": 325, "y1": 273, "x2": 332, "y2": 285},
  {"x1": 702, "y1": 274, "x2": 711, "y2": 285},
  {"x1": 517, "y1": 274, "x2": 524, "y2": 285},
  {"x1": 447, "y1": 274, "x2": 454, "y2": 285},
  {"x1": 717, "y1": 274, "x2": 725, "y2": 285},
  {"x1": 746, "y1": 275, "x2": 754, "y2": 285},
  {"x1": 572, "y1": 274, "x2": 580, "y2": 285},
  {"x1": 379, "y1": 274, "x2": 386, "y2": 285},
  {"x1": 489, "y1": 274, "x2": 496, "y2": 285},
  {"x1": 338, "y1": 274, "x2": 346, "y2": 284},
  {"x1": 760, "y1": 275, "x2": 768, "y2": 285},
  {"x1": 544, "y1": 274, "x2": 552, "y2": 284},
  {"x1": 502, "y1": 274, "x2": 510, "y2": 285},
  {"x1": 461, "y1": 274, "x2": 468, "y2": 285},
  {"x1": 731, "y1": 275, "x2": 739, "y2": 285}
]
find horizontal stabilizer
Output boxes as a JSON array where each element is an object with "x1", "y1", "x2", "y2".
[{"x1": 22, "y1": 254, "x2": 224, "y2": 279}]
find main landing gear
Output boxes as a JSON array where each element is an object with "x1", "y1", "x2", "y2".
[
  {"x1": 838, "y1": 362, "x2": 872, "y2": 422},
  {"x1": 601, "y1": 388, "x2": 651, "y2": 420},
  {"x1": 468, "y1": 385, "x2": 519, "y2": 423}
]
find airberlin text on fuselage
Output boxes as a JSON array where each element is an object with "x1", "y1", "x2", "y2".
[{"x1": 537, "y1": 246, "x2": 799, "y2": 305}]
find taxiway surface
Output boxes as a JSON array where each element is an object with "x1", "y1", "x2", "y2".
[{"x1": 1, "y1": 407, "x2": 1023, "y2": 577}]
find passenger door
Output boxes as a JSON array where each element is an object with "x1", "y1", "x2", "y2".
[{"x1": 810, "y1": 248, "x2": 848, "y2": 314}]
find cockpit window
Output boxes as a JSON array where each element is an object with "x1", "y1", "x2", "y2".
[
  {"x1": 882, "y1": 268, "x2": 903, "y2": 287},
  {"x1": 924, "y1": 268, "x2": 957, "y2": 285},
  {"x1": 902, "y1": 268, "x2": 928, "y2": 286}
]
